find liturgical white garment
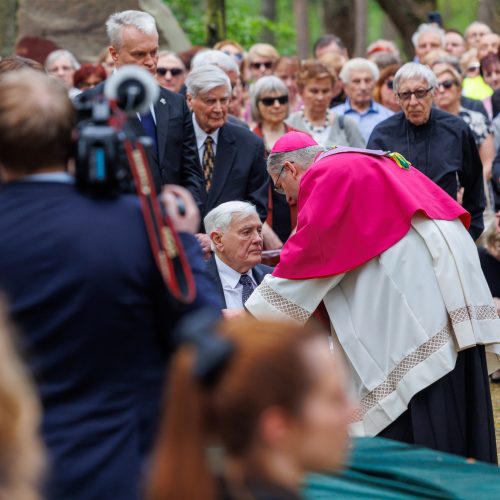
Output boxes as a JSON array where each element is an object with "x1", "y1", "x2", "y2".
[{"x1": 245, "y1": 216, "x2": 500, "y2": 437}]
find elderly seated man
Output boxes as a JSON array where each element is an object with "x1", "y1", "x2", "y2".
[
  {"x1": 411, "y1": 23, "x2": 446, "y2": 62},
  {"x1": 331, "y1": 58, "x2": 393, "y2": 144},
  {"x1": 204, "y1": 201, "x2": 273, "y2": 311}
]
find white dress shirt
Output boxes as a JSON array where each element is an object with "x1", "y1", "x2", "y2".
[
  {"x1": 192, "y1": 115, "x2": 219, "y2": 164},
  {"x1": 215, "y1": 254, "x2": 257, "y2": 309}
]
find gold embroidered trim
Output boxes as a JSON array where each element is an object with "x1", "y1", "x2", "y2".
[
  {"x1": 257, "y1": 283, "x2": 311, "y2": 324},
  {"x1": 351, "y1": 324, "x2": 453, "y2": 422},
  {"x1": 449, "y1": 305, "x2": 498, "y2": 324}
]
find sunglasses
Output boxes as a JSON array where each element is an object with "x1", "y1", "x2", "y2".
[
  {"x1": 437, "y1": 79, "x2": 457, "y2": 90},
  {"x1": 397, "y1": 87, "x2": 433, "y2": 101},
  {"x1": 385, "y1": 79, "x2": 394, "y2": 89},
  {"x1": 251, "y1": 61, "x2": 273, "y2": 70},
  {"x1": 156, "y1": 67, "x2": 184, "y2": 77},
  {"x1": 259, "y1": 95, "x2": 289, "y2": 106}
]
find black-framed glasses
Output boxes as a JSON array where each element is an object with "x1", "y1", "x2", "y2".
[
  {"x1": 156, "y1": 67, "x2": 184, "y2": 77},
  {"x1": 251, "y1": 61, "x2": 273, "y2": 70},
  {"x1": 397, "y1": 87, "x2": 433, "y2": 101},
  {"x1": 385, "y1": 79, "x2": 394, "y2": 90},
  {"x1": 437, "y1": 79, "x2": 457, "y2": 90},
  {"x1": 274, "y1": 165, "x2": 286, "y2": 195},
  {"x1": 259, "y1": 95, "x2": 289, "y2": 106}
]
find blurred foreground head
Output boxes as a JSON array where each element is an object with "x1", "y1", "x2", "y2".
[
  {"x1": 148, "y1": 317, "x2": 353, "y2": 500},
  {"x1": 0, "y1": 70, "x2": 74, "y2": 178},
  {"x1": 0, "y1": 299, "x2": 44, "y2": 500}
]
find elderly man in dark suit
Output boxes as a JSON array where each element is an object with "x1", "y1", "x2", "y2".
[
  {"x1": 186, "y1": 65, "x2": 269, "y2": 255},
  {"x1": 204, "y1": 201, "x2": 273, "y2": 311},
  {"x1": 78, "y1": 10, "x2": 203, "y2": 206},
  {"x1": 0, "y1": 70, "x2": 220, "y2": 500}
]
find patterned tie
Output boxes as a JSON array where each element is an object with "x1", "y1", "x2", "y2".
[
  {"x1": 202, "y1": 136, "x2": 215, "y2": 192},
  {"x1": 140, "y1": 110, "x2": 159, "y2": 157},
  {"x1": 239, "y1": 274, "x2": 254, "y2": 306}
]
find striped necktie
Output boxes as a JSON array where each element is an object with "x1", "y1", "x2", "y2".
[{"x1": 202, "y1": 136, "x2": 215, "y2": 192}]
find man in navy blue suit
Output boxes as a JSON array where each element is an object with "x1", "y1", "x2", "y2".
[
  {"x1": 78, "y1": 10, "x2": 204, "y2": 207},
  {"x1": 0, "y1": 70, "x2": 221, "y2": 499},
  {"x1": 204, "y1": 201, "x2": 273, "y2": 313}
]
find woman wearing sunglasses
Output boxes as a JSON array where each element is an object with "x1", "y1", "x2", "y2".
[
  {"x1": 251, "y1": 76, "x2": 301, "y2": 249},
  {"x1": 373, "y1": 64, "x2": 402, "y2": 113},
  {"x1": 155, "y1": 51, "x2": 186, "y2": 94},
  {"x1": 433, "y1": 63, "x2": 496, "y2": 210},
  {"x1": 286, "y1": 60, "x2": 364, "y2": 148}
]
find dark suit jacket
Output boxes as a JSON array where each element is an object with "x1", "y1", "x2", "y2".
[
  {"x1": 77, "y1": 82, "x2": 204, "y2": 207},
  {"x1": 201, "y1": 121, "x2": 269, "y2": 220},
  {"x1": 205, "y1": 254, "x2": 273, "y2": 307},
  {"x1": 0, "y1": 180, "x2": 221, "y2": 500}
]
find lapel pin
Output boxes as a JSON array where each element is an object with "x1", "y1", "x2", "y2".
[{"x1": 160, "y1": 98, "x2": 166, "y2": 105}]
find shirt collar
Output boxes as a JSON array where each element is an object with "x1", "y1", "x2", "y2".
[
  {"x1": 20, "y1": 172, "x2": 74, "y2": 184},
  {"x1": 192, "y1": 114, "x2": 219, "y2": 150},
  {"x1": 215, "y1": 254, "x2": 256, "y2": 289},
  {"x1": 344, "y1": 98, "x2": 378, "y2": 114}
]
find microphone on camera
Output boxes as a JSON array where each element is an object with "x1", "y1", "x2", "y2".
[{"x1": 104, "y1": 65, "x2": 160, "y2": 115}]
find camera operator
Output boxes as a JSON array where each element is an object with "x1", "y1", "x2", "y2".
[{"x1": 0, "y1": 70, "x2": 221, "y2": 500}]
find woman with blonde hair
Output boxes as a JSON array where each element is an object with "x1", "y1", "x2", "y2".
[
  {"x1": 148, "y1": 316, "x2": 352, "y2": 500},
  {"x1": 0, "y1": 301, "x2": 44, "y2": 500}
]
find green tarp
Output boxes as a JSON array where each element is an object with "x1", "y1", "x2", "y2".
[{"x1": 303, "y1": 437, "x2": 500, "y2": 499}]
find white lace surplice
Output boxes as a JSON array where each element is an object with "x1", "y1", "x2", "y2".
[{"x1": 245, "y1": 217, "x2": 500, "y2": 437}]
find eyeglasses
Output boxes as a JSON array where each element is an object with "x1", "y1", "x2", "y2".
[
  {"x1": 437, "y1": 79, "x2": 457, "y2": 90},
  {"x1": 250, "y1": 61, "x2": 273, "y2": 70},
  {"x1": 466, "y1": 63, "x2": 480, "y2": 73},
  {"x1": 385, "y1": 79, "x2": 394, "y2": 90},
  {"x1": 156, "y1": 67, "x2": 184, "y2": 77},
  {"x1": 274, "y1": 165, "x2": 286, "y2": 195},
  {"x1": 259, "y1": 95, "x2": 289, "y2": 106},
  {"x1": 397, "y1": 87, "x2": 433, "y2": 101},
  {"x1": 223, "y1": 50, "x2": 243, "y2": 62}
]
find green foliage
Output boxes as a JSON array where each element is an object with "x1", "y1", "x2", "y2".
[{"x1": 165, "y1": 0, "x2": 296, "y2": 53}]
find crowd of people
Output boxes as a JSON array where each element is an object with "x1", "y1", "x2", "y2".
[{"x1": 0, "y1": 8, "x2": 500, "y2": 500}]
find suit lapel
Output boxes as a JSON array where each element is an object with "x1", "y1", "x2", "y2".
[
  {"x1": 206, "y1": 256, "x2": 227, "y2": 307},
  {"x1": 207, "y1": 124, "x2": 237, "y2": 208},
  {"x1": 252, "y1": 265, "x2": 266, "y2": 286},
  {"x1": 154, "y1": 91, "x2": 170, "y2": 167}
]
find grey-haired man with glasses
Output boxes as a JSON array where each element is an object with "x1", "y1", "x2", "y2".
[{"x1": 368, "y1": 62, "x2": 485, "y2": 240}]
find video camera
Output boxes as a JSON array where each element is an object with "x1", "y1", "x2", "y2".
[
  {"x1": 73, "y1": 66, "x2": 195, "y2": 303},
  {"x1": 73, "y1": 65, "x2": 159, "y2": 197}
]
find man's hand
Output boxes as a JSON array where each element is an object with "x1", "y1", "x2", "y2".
[
  {"x1": 161, "y1": 185, "x2": 200, "y2": 234},
  {"x1": 195, "y1": 233, "x2": 212, "y2": 260},
  {"x1": 222, "y1": 308, "x2": 249, "y2": 320}
]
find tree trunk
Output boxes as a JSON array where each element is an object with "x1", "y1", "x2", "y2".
[
  {"x1": 477, "y1": 0, "x2": 500, "y2": 35},
  {"x1": 261, "y1": 0, "x2": 277, "y2": 46},
  {"x1": 322, "y1": 0, "x2": 355, "y2": 56},
  {"x1": 0, "y1": 0, "x2": 18, "y2": 57},
  {"x1": 294, "y1": 0, "x2": 309, "y2": 59},
  {"x1": 206, "y1": 0, "x2": 226, "y2": 47},
  {"x1": 374, "y1": 0, "x2": 437, "y2": 60},
  {"x1": 354, "y1": 0, "x2": 367, "y2": 57}
]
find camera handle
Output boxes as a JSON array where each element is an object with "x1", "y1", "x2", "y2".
[{"x1": 121, "y1": 131, "x2": 197, "y2": 304}]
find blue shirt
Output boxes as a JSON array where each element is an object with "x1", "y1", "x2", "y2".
[{"x1": 331, "y1": 99, "x2": 393, "y2": 144}]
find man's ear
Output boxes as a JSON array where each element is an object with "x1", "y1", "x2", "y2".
[
  {"x1": 108, "y1": 46, "x2": 118, "y2": 64},
  {"x1": 186, "y1": 93, "x2": 193, "y2": 111},
  {"x1": 284, "y1": 160, "x2": 299, "y2": 180},
  {"x1": 210, "y1": 230, "x2": 223, "y2": 251}
]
